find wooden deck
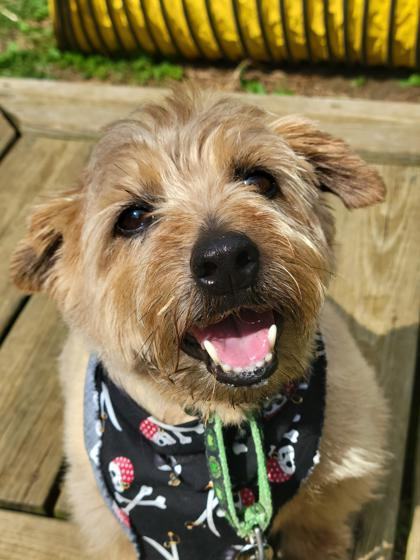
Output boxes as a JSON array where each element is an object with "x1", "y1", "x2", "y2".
[{"x1": 0, "y1": 78, "x2": 419, "y2": 559}]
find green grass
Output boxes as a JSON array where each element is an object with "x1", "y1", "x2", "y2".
[
  {"x1": 241, "y1": 79, "x2": 267, "y2": 94},
  {"x1": 351, "y1": 75, "x2": 367, "y2": 87},
  {"x1": 0, "y1": 0, "x2": 184, "y2": 84},
  {"x1": 399, "y1": 73, "x2": 420, "y2": 87}
]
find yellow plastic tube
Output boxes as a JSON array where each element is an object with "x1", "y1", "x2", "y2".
[{"x1": 50, "y1": 0, "x2": 420, "y2": 68}]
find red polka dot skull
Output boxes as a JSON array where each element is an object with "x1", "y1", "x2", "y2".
[
  {"x1": 139, "y1": 418, "x2": 176, "y2": 446},
  {"x1": 109, "y1": 456, "x2": 135, "y2": 492},
  {"x1": 140, "y1": 418, "x2": 159, "y2": 440}
]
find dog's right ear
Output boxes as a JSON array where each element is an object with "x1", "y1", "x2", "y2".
[
  {"x1": 274, "y1": 117, "x2": 385, "y2": 209},
  {"x1": 10, "y1": 187, "x2": 82, "y2": 293}
]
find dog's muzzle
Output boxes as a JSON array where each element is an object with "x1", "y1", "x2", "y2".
[{"x1": 183, "y1": 230, "x2": 280, "y2": 387}]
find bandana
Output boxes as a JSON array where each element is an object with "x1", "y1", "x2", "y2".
[{"x1": 84, "y1": 334, "x2": 326, "y2": 559}]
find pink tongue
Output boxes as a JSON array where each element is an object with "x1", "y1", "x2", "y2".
[{"x1": 192, "y1": 309, "x2": 274, "y2": 369}]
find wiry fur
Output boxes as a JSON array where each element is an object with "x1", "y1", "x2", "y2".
[{"x1": 11, "y1": 87, "x2": 388, "y2": 559}]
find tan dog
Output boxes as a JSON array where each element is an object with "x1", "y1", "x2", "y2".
[{"x1": 11, "y1": 88, "x2": 387, "y2": 560}]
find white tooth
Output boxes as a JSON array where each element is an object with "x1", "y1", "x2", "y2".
[
  {"x1": 256, "y1": 361, "x2": 264, "y2": 368},
  {"x1": 268, "y1": 324, "x2": 277, "y2": 349},
  {"x1": 221, "y1": 363, "x2": 232, "y2": 373},
  {"x1": 264, "y1": 352, "x2": 273, "y2": 363},
  {"x1": 234, "y1": 367, "x2": 242, "y2": 374},
  {"x1": 203, "y1": 340, "x2": 220, "y2": 365}
]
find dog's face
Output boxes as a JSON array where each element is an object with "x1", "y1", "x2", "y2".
[{"x1": 11, "y1": 89, "x2": 384, "y2": 417}]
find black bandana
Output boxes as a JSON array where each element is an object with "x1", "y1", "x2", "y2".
[{"x1": 84, "y1": 334, "x2": 326, "y2": 559}]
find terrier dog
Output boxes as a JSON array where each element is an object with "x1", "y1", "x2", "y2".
[{"x1": 11, "y1": 88, "x2": 388, "y2": 560}]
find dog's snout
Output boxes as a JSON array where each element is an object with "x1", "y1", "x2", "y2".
[{"x1": 191, "y1": 231, "x2": 259, "y2": 295}]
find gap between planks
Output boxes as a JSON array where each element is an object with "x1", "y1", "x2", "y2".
[
  {"x1": 0, "y1": 135, "x2": 93, "y2": 335},
  {"x1": 0, "y1": 295, "x2": 67, "y2": 512},
  {"x1": 0, "y1": 109, "x2": 20, "y2": 160}
]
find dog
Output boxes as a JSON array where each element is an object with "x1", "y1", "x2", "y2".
[{"x1": 11, "y1": 87, "x2": 388, "y2": 560}]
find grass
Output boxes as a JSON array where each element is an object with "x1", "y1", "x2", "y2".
[
  {"x1": 0, "y1": 0, "x2": 184, "y2": 84},
  {"x1": 399, "y1": 73, "x2": 420, "y2": 87},
  {"x1": 241, "y1": 78, "x2": 267, "y2": 94},
  {"x1": 351, "y1": 75, "x2": 367, "y2": 87}
]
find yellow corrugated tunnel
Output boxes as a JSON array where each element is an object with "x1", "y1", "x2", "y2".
[{"x1": 50, "y1": 0, "x2": 420, "y2": 68}]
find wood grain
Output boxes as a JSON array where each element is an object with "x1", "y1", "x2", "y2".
[
  {"x1": 1, "y1": 78, "x2": 420, "y2": 164},
  {"x1": 0, "y1": 510, "x2": 88, "y2": 560},
  {"x1": 328, "y1": 164, "x2": 420, "y2": 559},
  {"x1": 0, "y1": 135, "x2": 92, "y2": 335},
  {"x1": 0, "y1": 295, "x2": 67, "y2": 512}
]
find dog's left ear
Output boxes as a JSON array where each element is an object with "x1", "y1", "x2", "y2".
[
  {"x1": 275, "y1": 117, "x2": 385, "y2": 208},
  {"x1": 10, "y1": 188, "x2": 82, "y2": 293}
]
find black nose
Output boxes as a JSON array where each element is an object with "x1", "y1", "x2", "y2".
[{"x1": 191, "y1": 231, "x2": 260, "y2": 295}]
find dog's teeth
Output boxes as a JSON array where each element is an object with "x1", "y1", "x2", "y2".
[
  {"x1": 255, "y1": 360, "x2": 264, "y2": 368},
  {"x1": 221, "y1": 363, "x2": 232, "y2": 373},
  {"x1": 234, "y1": 367, "x2": 242, "y2": 374},
  {"x1": 268, "y1": 324, "x2": 277, "y2": 349},
  {"x1": 203, "y1": 341, "x2": 220, "y2": 365},
  {"x1": 264, "y1": 352, "x2": 273, "y2": 363}
]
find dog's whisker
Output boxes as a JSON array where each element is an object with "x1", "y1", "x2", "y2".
[
  {"x1": 135, "y1": 294, "x2": 165, "y2": 325},
  {"x1": 274, "y1": 264, "x2": 303, "y2": 302},
  {"x1": 133, "y1": 329, "x2": 157, "y2": 363},
  {"x1": 157, "y1": 296, "x2": 175, "y2": 317}
]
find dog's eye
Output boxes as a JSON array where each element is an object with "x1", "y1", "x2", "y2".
[
  {"x1": 115, "y1": 204, "x2": 154, "y2": 236},
  {"x1": 242, "y1": 170, "x2": 278, "y2": 199}
]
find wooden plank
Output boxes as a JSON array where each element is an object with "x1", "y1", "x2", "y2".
[
  {"x1": 0, "y1": 109, "x2": 18, "y2": 158},
  {"x1": 327, "y1": 164, "x2": 420, "y2": 559},
  {"x1": 0, "y1": 510, "x2": 88, "y2": 560},
  {"x1": 406, "y1": 402, "x2": 420, "y2": 560},
  {"x1": 0, "y1": 295, "x2": 67, "y2": 512},
  {"x1": 0, "y1": 135, "x2": 92, "y2": 335},
  {"x1": 1, "y1": 78, "x2": 420, "y2": 164}
]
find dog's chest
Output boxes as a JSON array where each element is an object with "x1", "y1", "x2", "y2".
[{"x1": 84, "y1": 345, "x2": 326, "y2": 560}]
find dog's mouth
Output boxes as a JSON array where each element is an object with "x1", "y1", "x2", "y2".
[{"x1": 181, "y1": 308, "x2": 280, "y2": 387}]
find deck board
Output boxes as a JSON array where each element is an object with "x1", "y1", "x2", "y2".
[
  {"x1": 0, "y1": 510, "x2": 88, "y2": 560},
  {"x1": 0, "y1": 135, "x2": 92, "y2": 335},
  {"x1": 329, "y1": 164, "x2": 420, "y2": 559},
  {"x1": 1, "y1": 78, "x2": 420, "y2": 164},
  {"x1": 0, "y1": 295, "x2": 67, "y2": 512}
]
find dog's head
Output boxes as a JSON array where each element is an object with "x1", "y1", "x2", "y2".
[{"x1": 11, "y1": 88, "x2": 384, "y2": 418}]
